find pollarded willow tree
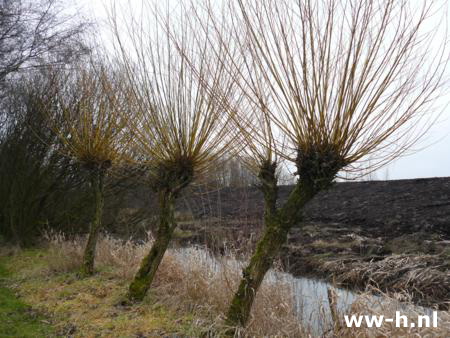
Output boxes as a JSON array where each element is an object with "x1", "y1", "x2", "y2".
[
  {"x1": 46, "y1": 63, "x2": 132, "y2": 276},
  {"x1": 195, "y1": 0, "x2": 449, "y2": 328},
  {"x1": 107, "y1": 2, "x2": 240, "y2": 301}
]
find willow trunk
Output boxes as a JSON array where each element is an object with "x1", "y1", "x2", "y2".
[
  {"x1": 127, "y1": 189, "x2": 177, "y2": 301},
  {"x1": 80, "y1": 168, "x2": 105, "y2": 276},
  {"x1": 225, "y1": 179, "x2": 316, "y2": 328}
]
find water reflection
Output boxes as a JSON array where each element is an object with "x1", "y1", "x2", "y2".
[{"x1": 171, "y1": 246, "x2": 357, "y2": 332}]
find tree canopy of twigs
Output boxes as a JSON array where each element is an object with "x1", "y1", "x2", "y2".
[
  {"x1": 43, "y1": 62, "x2": 132, "y2": 276},
  {"x1": 203, "y1": 0, "x2": 449, "y2": 179},
  {"x1": 0, "y1": 0, "x2": 91, "y2": 132},
  {"x1": 188, "y1": 0, "x2": 449, "y2": 329},
  {"x1": 107, "y1": 1, "x2": 240, "y2": 301},
  {"x1": 51, "y1": 64, "x2": 132, "y2": 170},
  {"x1": 0, "y1": 0, "x2": 90, "y2": 83}
]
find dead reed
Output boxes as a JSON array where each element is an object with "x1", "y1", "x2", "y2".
[
  {"x1": 333, "y1": 291, "x2": 450, "y2": 337},
  {"x1": 321, "y1": 254, "x2": 450, "y2": 310}
]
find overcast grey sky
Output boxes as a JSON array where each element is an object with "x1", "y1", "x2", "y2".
[{"x1": 73, "y1": 0, "x2": 450, "y2": 181}]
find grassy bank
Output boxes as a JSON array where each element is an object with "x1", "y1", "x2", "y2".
[
  {"x1": 0, "y1": 247, "x2": 203, "y2": 337},
  {"x1": 0, "y1": 235, "x2": 305, "y2": 337},
  {"x1": 0, "y1": 235, "x2": 449, "y2": 337},
  {"x1": 0, "y1": 253, "x2": 53, "y2": 337}
]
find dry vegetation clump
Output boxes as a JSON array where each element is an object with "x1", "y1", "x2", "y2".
[
  {"x1": 333, "y1": 292, "x2": 450, "y2": 337},
  {"x1": 45, "y1": 231, "x2": 153, "y2": 279},
  {"x1": 321, "y1": 254, "x2": 450, "y2": 309},
  {"x1": 43, "y1": 233, "x2": 307, "y2": 337},
  {"x1": 44, "y1": 231, "x2": 85, "y2": 273},
  {"x1": 152, "y1": 248, "x2": 306, "y2": 337}
]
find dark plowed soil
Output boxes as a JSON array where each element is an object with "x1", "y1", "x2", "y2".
[{"x1": 182, "y1": 177, "x2": 450, "y2": 237}]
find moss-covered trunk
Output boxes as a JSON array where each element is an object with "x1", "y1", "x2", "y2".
[
  {"x1": 80, "y1": 167, "x2": 105, "y2": 276},
  {"x1": 127, "y1": 189, "x2": 177, "y2": 302},
  {"x1": 225, "y1": 162, "x2": 317, "y2": 328}
]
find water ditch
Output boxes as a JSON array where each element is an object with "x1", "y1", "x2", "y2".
[{"x1": 170, "y1": 246, "x2": 439, "y2": 334}]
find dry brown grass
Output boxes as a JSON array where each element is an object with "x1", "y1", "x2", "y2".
[
  {"x1": 43, "y1": 232, "x2": 307, "y2": 337},
  {"x1": 4, "y1": 233, "x2": 448, "y2": 337},
  {"x1": 321, "y1": 254, "x2": 450, "y2": 310},
  {"x1": 154, "y1": 247, "x2": 306, "y2": 336},
  {"x1": 333, "y1": 292, "x2": 450, "y2": 337},
  {"x1": 310, "y1": 239, "x2": 359, "y2": 251},
  {"x1": 44, "y1": 231, "x2": 153, "y2": 279}
]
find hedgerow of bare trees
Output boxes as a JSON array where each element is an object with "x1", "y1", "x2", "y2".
[
  {"x1": 0, "y1": 72, "x2": 92, "y2": 245},
  {"x1": 0, "y1": 0, "x2": 91, "y2": 246}
]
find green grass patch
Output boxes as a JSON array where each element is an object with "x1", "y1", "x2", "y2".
[
  {"x1": 0, "y1": 248, "x2": 202, "y2": 337},
  {"x1": 0, "y1": 256, "x2": 53, "y2": 338}
]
